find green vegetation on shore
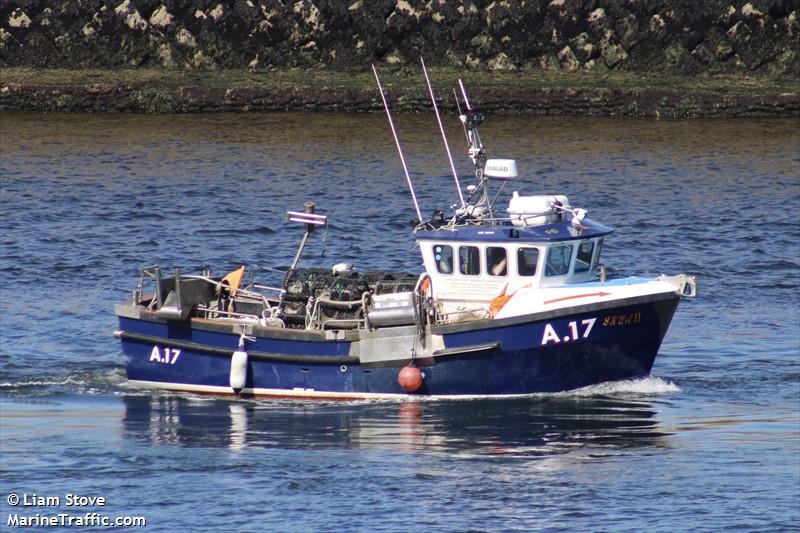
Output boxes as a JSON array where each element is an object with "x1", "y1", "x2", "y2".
[
  {"x1": 1, "y1": 67, "x2": 798, "y2": 117},
  {"x1": 2, "y1": 66, "x2": 798, "y2": 95}
]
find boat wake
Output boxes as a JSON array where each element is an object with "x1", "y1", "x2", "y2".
[
  {"x1": 562, "y1": 375, "x2": 681, "y2": 397},
  {"x1": 307, "y1": 375, "x2": 682, "y2": 405},
  {"x1": 0, "y1": 368, "x2": 127, "y2": 398}
]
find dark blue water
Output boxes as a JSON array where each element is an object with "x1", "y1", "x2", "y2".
[{"x1": 1, "y1": 113, "x2": 798, "y2": 532}]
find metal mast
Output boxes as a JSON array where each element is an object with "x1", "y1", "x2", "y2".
[{"x1": 457, "y1": 79, "x2": 493, "y2": 221}]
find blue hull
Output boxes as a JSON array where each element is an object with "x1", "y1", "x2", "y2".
[{"x1": 116, "y1": 295, "x2": 679, "y2": 398}]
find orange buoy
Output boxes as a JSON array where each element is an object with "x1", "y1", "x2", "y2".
[{"x1": 398, "y1": 366, "x2": 424, "y2": 393}]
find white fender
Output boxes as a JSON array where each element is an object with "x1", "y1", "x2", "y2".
[{"x1": 229, "y1": 349, "x2": 249, "y2": 393}]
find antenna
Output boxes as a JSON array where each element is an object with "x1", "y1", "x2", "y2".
[
  {"x1": 421, "y1": 57, "x2": 465, "y2": 208},
  {"x1": 458, "y1": 79, "x2": 472, "y2": 110},
  {"x1": 453, "y1": 87, "x2": 469, "y2": 144},
  {"x1": 371, "y1": 64, "x2": 423, "y2": 222}
]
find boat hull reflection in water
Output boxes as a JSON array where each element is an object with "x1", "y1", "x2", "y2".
[{"x1": 122, "y1": 394, "x2": 669, "y2": 455}]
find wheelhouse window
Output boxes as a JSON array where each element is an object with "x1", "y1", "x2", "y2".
[
  {"x1": 517, "y1": 247, "x2": 539, "y2": 276},
  {"x1": 459, "y1": 246, "x2": 481, "y2": 276},
  {"x1": 574, "y1": 241, "x2": 595, "y2": 273},
  {"x1": 593, "y1": 239, "x2": 604, "y2": 270},
  {"x1": 486, "y1": 247, "x2": 507, "y2": 276},
  {"x1": 433, "y1": 245, "x2": 453, "y2": 274},
  {"x1": 545, "y1": 244, "x2": 573, "y2": 276}
]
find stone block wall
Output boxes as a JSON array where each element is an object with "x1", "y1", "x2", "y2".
[{"x1": 1, "y1": 1, "x2": 797, "y2": 74}]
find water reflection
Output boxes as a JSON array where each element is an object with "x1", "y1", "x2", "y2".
[{"x1": 123, "y1": 394, "x2": 670, "y2": 456}]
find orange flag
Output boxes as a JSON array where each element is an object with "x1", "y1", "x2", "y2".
[{"x1": 221, "y1": 266, "x2": 245, "y2": 296}]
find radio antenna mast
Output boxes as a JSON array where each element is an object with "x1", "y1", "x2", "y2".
[
  {"x1": 421, "y1": 57, "x2": 465, "y2": 208},
  {"x1": 372, "y1": 64, "x2": 423, "y2": 222},
  {"x1": 457, "y1": 78, "x2": 493, "y2": 220}
]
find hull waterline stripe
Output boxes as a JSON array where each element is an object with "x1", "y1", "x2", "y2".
[
  {"x1": 114, "y1": 330, "x2": 358, "y2": 364},
  {"x1": 125, "y1": 379, "x2": 600, "y2": 401},
  {"x1": 127, "y1": 379, "x2": 410, "y2": 400}
]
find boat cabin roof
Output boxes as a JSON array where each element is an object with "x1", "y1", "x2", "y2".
[{"x1": 414, "y1": 218, "x2": 613, "y2": 243}]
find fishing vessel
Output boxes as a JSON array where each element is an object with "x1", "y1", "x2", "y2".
[{"x1": 114, "y1": 64, "x2": 695, "y2": 400}]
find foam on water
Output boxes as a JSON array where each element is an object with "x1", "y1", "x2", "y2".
[
  {"x1": 0, "y1": 368, "x2": 127, "y2": 396},
  {"x1": 0, "y1": 377, "x2": 86, "y2": 388},
  {"x1": 562, "y1": 375, "x2": 682, "y2": 397}
]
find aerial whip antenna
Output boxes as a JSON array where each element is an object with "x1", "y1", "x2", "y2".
[
  {"x1": 372, "y1": 64, "x2": 423, "y2": 222},
  {"x1": 421, "y1": 57, "x2": 465, "y2": 208},
  {"x1": 458, "y1": 79, "x2": 472, "y2": 110},
  {"x1": 453, "y1": 88, "x2": 469, "y2": 144}
]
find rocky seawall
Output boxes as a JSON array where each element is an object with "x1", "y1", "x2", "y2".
[
  {"x1": 1, "y1": 1, "x2": 798, "y2": 116},
  {"x1": 2, "y1": 0, "x2": 799, "y2": 73}
]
